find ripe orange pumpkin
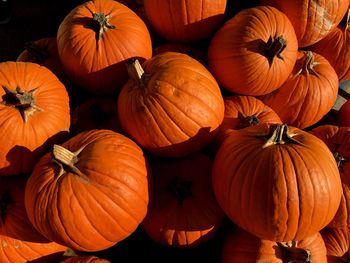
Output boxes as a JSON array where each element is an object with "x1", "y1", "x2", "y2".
[
  {"x1": 212, "y1": 123, "x2": 342, "y2": 242},
  {"x1": 0, "y1": 61, "x2": 70, "y2": 176},
  {"x1": 60, "y1": 256, "x2": 110, "y2": 263},
  {"x1": 260, "y1": 51, "x2": 338, "y2": 129},
  {"x1": 57, "y1": 0, "x2": 152, "y2": 95},
  {"x1": 118, "y1": 53, "x2": 225, "y2": 157},
  {"x1": 310, "y1": 125, "x2": 350, "y2": 228},
  {"x1": 144, "y1": 0, "x2": 227, "y2": 42},
  {"x1": 142, "y1": 153, "x2": 224, "y2": 248},
  {"x1": 25, "y1": 129, "x2": 150, "y2": 252},
  {"x1": 222, "y1": 228, "x2": 327, "y2": 262},
  {"x1": 321, "y1": 227, "x2": 350, "y2": 262},
  {"x1": 337, "y1": 99, "x2": 350, "y2": 127},
  {"x1": 0, "y1": 234, "x2": 66, "y2": 263},
  {"x1": 261, "y1": 0, "x2": 349, "y2": 47},
  {"x1": 208, "y1": 6, "x2": 298, "y2": 96}
]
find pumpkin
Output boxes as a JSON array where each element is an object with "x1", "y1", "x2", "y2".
[
  {"x1": 25, "y1": 129, "x2": 150, "y2": 252},
  {"x1": 57, "y1": 0, "x2": 152, "y2": 95},
  {"x1": 321, "y1": 227, "x2": 350, "y2": 262},
  {"x1": 117, "y1": 53, "x2": 225, "y2": 157},
  {"x1": 0, "y1": 177, "x2": 48, "y2": 243},
  {"x1": 260, "y1": 51, "x2": 338, "y2": 129},
  {"x1": 260, "y1": 0, "x2": 349, "y2": 47},
  {"x1": 310, "y1": 125, "x2": 350, "y2": 228},
  {"x1": 0, "y1": 61, "x2": 70, "y2": 176},
  {"x1": 212, "y1": 123, "x2": 342, "y2": 242},
  {"x1": 70, "y1": 97, "x2": 120, "y2": 135},
  {"x1": 0, "y1": 234, "x2": 66, "y2": 263},
  {"x1": 337, "y1": 99, "x2": 350, "y2": 127},
  {"x1": 60, "y1": 255, "x2": 110, "y2": 263},
  {"x1": 214, "y1": 95, "x2": 282, "y2": 149},
  {"x1": 222, "y1": 228, "x2": 327, "y2": 262},
  {"x1": 208, "y1": 6, "x2": 298, "y2": 96},
  {"x1": 142, "y1": 153, "x2": 224, "y2": 248},
  {"x1": 309, "y1": 8, "x2": 350, "y2": 81},
  {"x1": 144, "y1": 0, "x2": 227, "y2": 42}
]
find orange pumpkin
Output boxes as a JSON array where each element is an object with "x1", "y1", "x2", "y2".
[
  {"x1": 222, "y1": 228, "x2": 327, "y2": 262},
  {"x1": 212, "y1": 123, "x2": 342, "y2": 242},
  {"x1": 25, "y1": 129, "x2": 150, "y2": 252},
  {"x1": 57, "y1": 0, "x2": 152, "y2": 95},
  {"x1": 0, "y1": 61, "x2": 70, "y2": 176},
  {"x1": 321, "y1": 227, "x2": 350, "y2": 262},
  {"x1": 144, "y1": 0, "x2": 227, "y2": 42},
  {"x1": 261, "y1": 0, "x2": 349, "y2": 47},
  {"x1": 118, "y1": 53, "x2": 225, "y2": 157},
  {"x1": 208, "y1": 6, "x2": 298, "y2": 96},
  {"x1": 142, "y1": 153, "x2": 224, "y2": 248},
  {"x1": 337, "y1": 99, "x2": 350, "y2": 127},
  {"x1": 260, "y1": 51, "x2": 338, "y2": 129}
]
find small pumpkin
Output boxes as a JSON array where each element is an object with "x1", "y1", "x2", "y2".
[
  {"x1": 0, "y1": 61, "x2": 70, "y2": 176},
  {"x1": 118, "y1": 53, "x2": 225, "y2": 157},
  {"x1": 321, "y1": 227, "x2": 350, "y2": 262},
  {"x1": 57, "y1": 0, "x2": 152, "y2": 95},
  {"x1": 142, "y1": 153, "x2": 224, "y2": 248},
  {"x1": 222, "y1": 228, "x2": 327, "y2": 262},
  {"x1": 208, "y1": 6, "x2": 298, "y2": 96},
  {"x1": 260, "y1": 51, "x2": 338, "y2": 129},
  {"x1": 260, "y1": 0, "x2": 349, "y2": 47},
  {"x1": 212, "y1": 123, "x2": 342, "y2": 242},
  {"x1": 25, "y1": 129, "x2": 150, "y2": 252},
  {"x1": 144, "y1": 0, "x2": 227, "y2": 42}
]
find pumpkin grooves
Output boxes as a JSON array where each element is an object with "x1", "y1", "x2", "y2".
[
  {"x1": 23, "y1": 41, "x2": 48, "y2": 62},
  {"x1": 1, "y1": 86, "x2": 42, "y2": 122},
  {"x1": 166, "y1": 177, "x2": 193, "y2": 205},
  {"x1": 52, "y1": 144, "x2": 85, "y2": 178},
  {"x1": 126, "y1": 59, "x2": 148, "y2": 86},
  {"x1": 277, "y1": 241, "x2": 312, "y2": 262},
  {"x1": 0, "y1": 192, "x2": 12, "y2": 226},
  {"x1": 261, "y1": 36, "x2": 287, "y2": 65},
  {"x1": 91, "y1": 13, "x2": 116, "y2": 41},
  {"x1": 262, "y1": 124, "x2": 301, "y2": 148}
]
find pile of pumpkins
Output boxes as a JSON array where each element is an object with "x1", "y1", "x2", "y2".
[{"x1": 0, "y1": 0, "x2": 349, "y2": 262}]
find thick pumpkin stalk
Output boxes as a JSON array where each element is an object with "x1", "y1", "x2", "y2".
[
  {"x1": 297, "y1": 51, "x2": 320, "y2": 77},
  {"x1": 278, "y1": 241, "x2": 312, "y2": 262},
  {"x1": 262, "y1": 124, "x2": 302, "y2": 148},
  {"x1": 261, "y1": 35, "x2": 287, "y2": 65},
  {"x1": 238, "y1": 113, "x2": 260, "y2": 128},
  {"x1": 0, "y1": 86, "x2": 42, "y2": 122},
  {"x1": 91, "y1": 12, "x2": 116, "y2": 41},
  {"x1": 126, "y1": 59, "x2": 149, "y2": 86}
]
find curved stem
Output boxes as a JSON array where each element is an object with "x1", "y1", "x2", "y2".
[
  {"x1": 277, "y1": 241, "x2": 312, "y2": 262},
  {"x1": 126, "y1": 59, "x2": 148, "y2": 86},
  {"x1": 262, "y1": 124, "x2": 302, "y2": 148},
  {"x1": 261, "y1": 36, "x2": 287, "y2": 65},
  {"x1": 301, "y1": 51, "x2": 320, "y2": 78}
]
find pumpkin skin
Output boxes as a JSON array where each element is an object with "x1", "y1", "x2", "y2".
[
  {"x1": 57, "y1": 0, "x2": 152, "y2": 95},
  {"x1": 212, "y1": 123, "x2": 342, "y2": 242},
  {"x1": 142, "y1": 153, "x2": 224, "y2": 248},
  {"x1": 337, "y1": 99, "x2": 350, "y2": 127},
  {"x1": 0, "y1": 235, "x2": 66, "y2": 263},
  {"x1": 310, "y1": 125, "x2": 350, "y2": 228},
  {"x1": 25, "y1": 129, "x2": 150, "y2": 252},
  {"x1": 260, "y1": 51, "x2": 338, "y2": 129},
  {"x1": 222, "y1": 228, "x2": 327, "y2": 263},
  {"x1": 260, "y1": 0, "x2": 349, "y2": 47},
  {"x1": 309, "y1": 9, "x2": 350, "y2": 81},
  {"x1": 144, "y1": 0, "x2": 226, "y2": 42},
  {"x1": 321, "y1": 227, "x2": 350, "y2": 262},
  {"x1": 208, "y1": 6, "x2": 298, "y2": 96},
  {"x1": 0, "y1": 61, "x2": 70, "y2": 176},
  {"x1": 118, "y1": 52, "x2": 225, "y2": 157},
  {"x1": 60, "y1": 256, "x2": 110, "y2": 263}
]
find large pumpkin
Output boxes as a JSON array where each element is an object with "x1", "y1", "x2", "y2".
[
  {"x1": 222, "y1": 228, "x2": 327, "y2": 262},
  {"x1": 142, "y1": 153, "x2": 224, "y2": 248},
  {"x1": 25, "y1": 129, "x2": 150, "y2": 252},
  {"x1": 0, "y1": 61, "x2": 70, "y2": 176},
  {"x1": 144, "y1": 0, "x2": 226, "y2": 42},
  {"x1": 260, "y1": 51, "x2": 339, "y2": 129},
  {"x1": 208, "y1": 6, "x2": 298, "y2": 96},
  {"x1": 212, "y1": 123, "x2": 342, "y2": 242},
  {"x1": 57, "y1": 0, "x2": 152, "y2": 95},
  {"x1": 118, "y1": 52, "x2": 225, "y2": 157},
  {"x1": 0, "y1": 235, "x2": 66, "y2": 263},
  {"x1": 321, "y1": 227, "x2": 350, "y2": 263},
  {"x1": 260, "y1": 0, "x2": 349, "y2": 47}
]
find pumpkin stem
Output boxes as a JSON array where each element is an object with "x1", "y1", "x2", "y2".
[
  {"x1": 297, "y1": 51, "x2": 320, "y2": 78},
  {"x1": 1, "y1": 86, "x2": 42, "y2": 122},
  {"x1": 334, "y1": 152, "x2": 346, "y2": 171},
  {"x1": 0, "y1": 191, "x2": 12, "y2": 226},
  {"x1": 238, "y1": 113, "x2": 260, "y2": 129},
  {"x1": 52, "y1": 144, "x2": 86, "y2": 178},
  {"x1": 166, "y1": 177, "x2": 193, "y2": 205},
  {"x1": 277, "y1": 241, "x2": 312, "y2": 262},
  {"x1": 23, "y1": 41, "x2": 48, "y2": 63},
  {"x1": 92, "y1": 12, "x2": 116, "y2": 41},
  {"x1": 262, "y1": 124, "x2": 301, "y2": 148},
  {"x1": 261, "y1": 36, "x2": 287, "y2": 65},
  {"x1": 126, "y1": 59, "x2": 148, "y2": 86}
]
